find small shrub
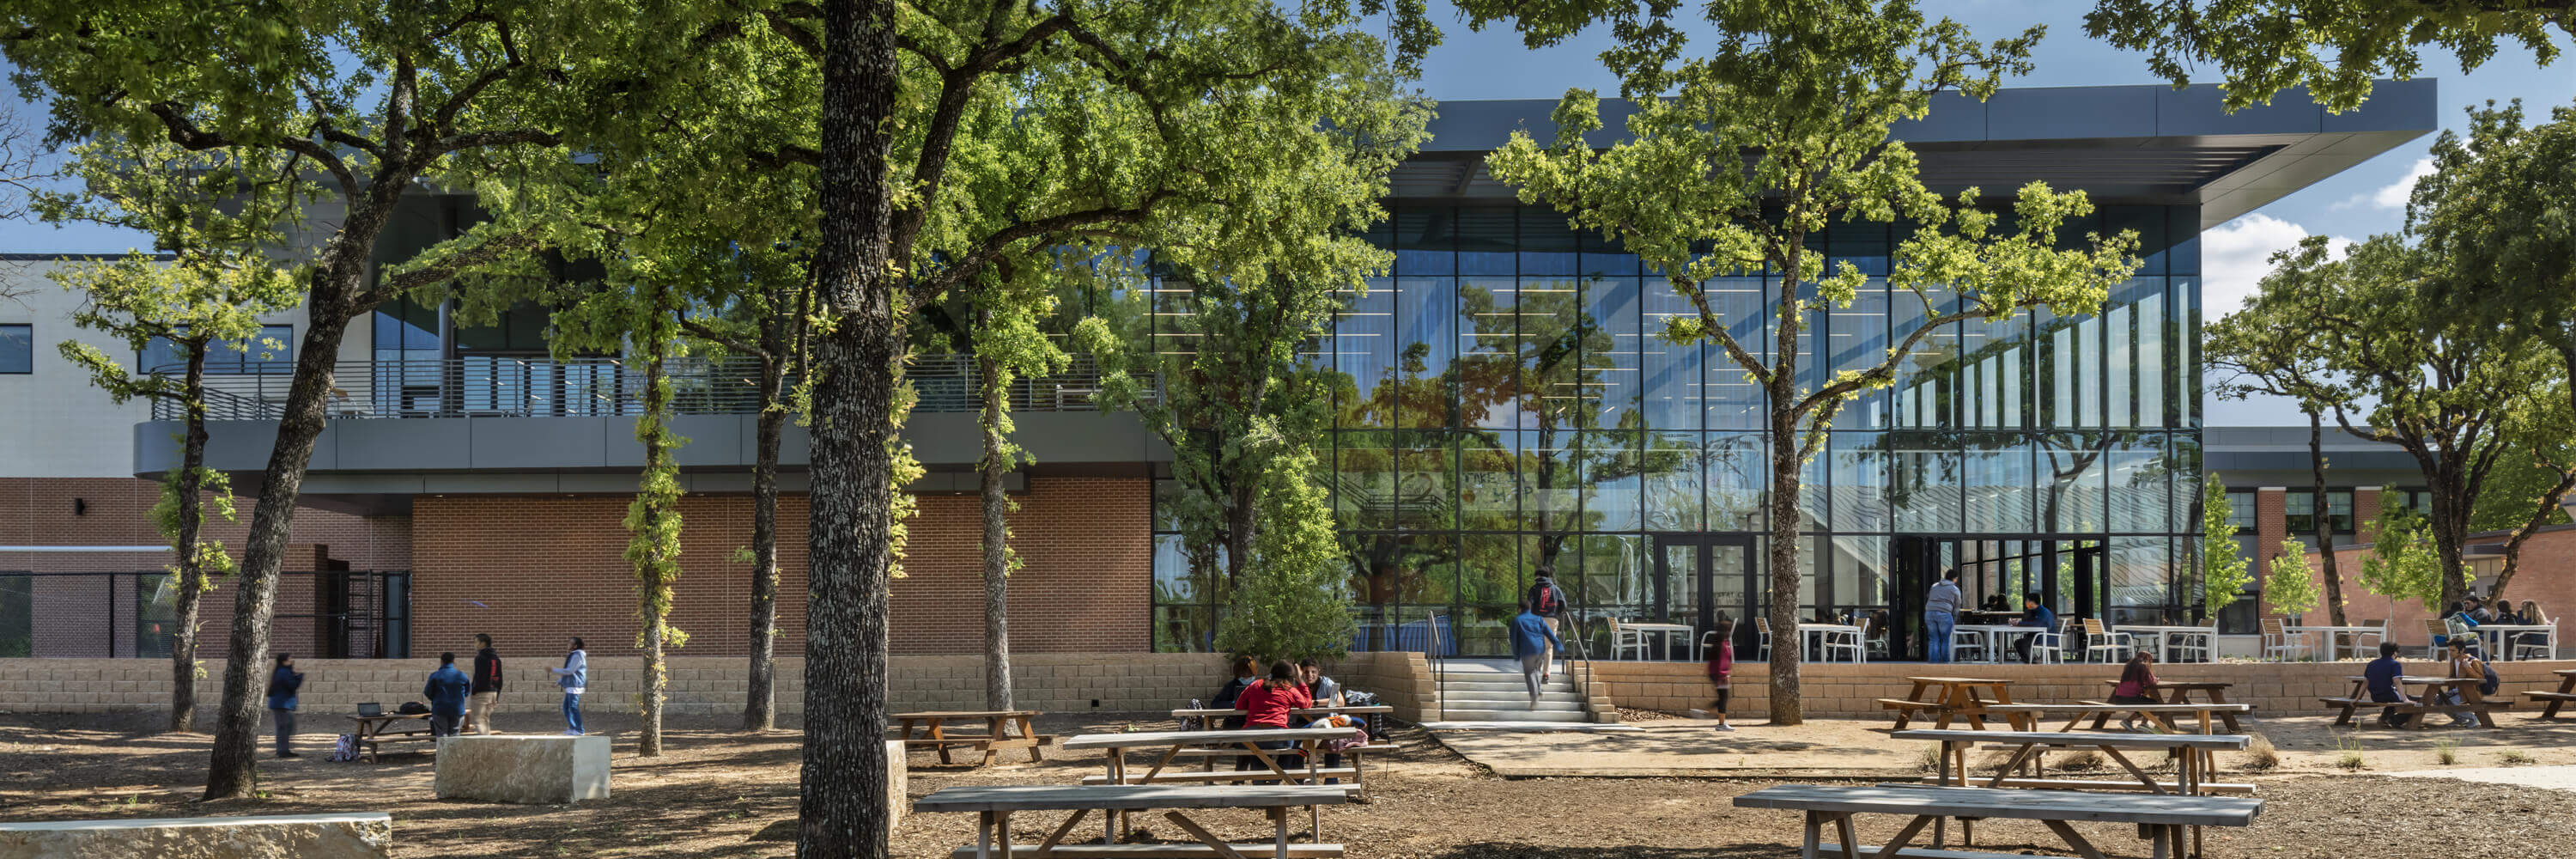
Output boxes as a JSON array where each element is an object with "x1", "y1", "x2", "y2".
[
  {"x1": 2336, "y1": 736, "x2": 2367, "y2": 771},
  {"x1": 2500, "y1": 750, "x2": 2537, "y2": 766},
  {"x1": 2434, "y1": 738, "x2": 2459, "y2": 765},
  {"x1": 2052, "y1": 750, "x2": 2104, "y2": 771},
  {"x1": 1917, "y1": 745, "x2": 1942, "y2": 773},
  {"x1": 2240, "y1": 734, "x2": 2281, "y2": 771}
]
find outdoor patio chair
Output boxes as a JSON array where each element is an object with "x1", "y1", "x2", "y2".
[
  {"x1": 2081, "y1": 618, "x2": 2135, "y2": 663},
  {"x1": 2423, "y1": 618, "x2": 2451, "y2": 658},
  {"x1": 2345, "y1": 618, "x2": 2387, "y2": 655},
  {"x1": 2025, "y1": 618, "x2": 2076, "y2": 664},
  {"x1": 2165, "y1": 623, "x2": 2217, "y2": 662},
  {"x1": 1819, "y1": 617, "x2": 1868, "y2": 663},
  {"x1": 1753, "y1": 618, "x2": 1774, "y2": 661},
  {"x1": 1949, "y1": 626, "x2": 1989, "y2": 662},
  {"x1": 1608, "y1": 617, "x2": 1653, "y2": 661},
  {"x1": 2259, "y1": 618, "x2": 2313, "y2": 662},
  {"x1": 1697, "y1": 629, "x2": 1723, "y2": 661}
]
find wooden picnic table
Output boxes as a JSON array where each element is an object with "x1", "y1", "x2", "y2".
[
  {"x1": 1169, "y1": 705, "x2": 1394, "y2": 725},
  {"x1": 1899, "y1": 727, "x2": 2251, "y2": 857},
  {"x1": 1880, "y1": 677, "x2": 2032, "y2": 730},
  {"x1": 892, "y1": 710, "x2": 1056, "y2": 766},
  {"x1": 344, "y1": 712, "x2": 433, "y2": 762},
  {"x1": 2528, "y1": 668, "x2": 2576, "y2": 718},
  {"x1": 1733, "y1": 783, "x2": 2261, "y2": 859},
  {"x1": 1066, "y1": 728, "x2": 1358, "y2": 840},
  {"x1": 914, "y1": 783, "x2": 1348, "y2": 859},
  {"x1": 1982, "y1": 703, "x2": 2254, "y2": 736},
  {"x1": 2323, "y1": 675, "x2": 2511, "y2": 729},
  {"x1": 2090, "y1": 680, "x2": 2245, "y2": 732}
]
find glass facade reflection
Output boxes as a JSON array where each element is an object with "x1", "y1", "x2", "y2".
[{"x1": 1152, "y1": 203, "x2": 2208, "y2": 657}]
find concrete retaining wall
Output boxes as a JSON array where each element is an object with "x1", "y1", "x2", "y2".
[
  {"x1": 0, "y1": 813, "x2": 392, "y2": 859},
  {"x1": 1590, "y1": 657, "x2": 2576, "y2": 718}
]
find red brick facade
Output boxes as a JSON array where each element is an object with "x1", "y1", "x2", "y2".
[
  {"x1": 406, "y1": 475, "x2": 1151, "y2": 659},
  {"x1": 6, "y1": 474, "x2": 1153, "y2": 660}
]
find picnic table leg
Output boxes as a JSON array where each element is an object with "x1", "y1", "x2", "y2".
[
  {"x1": 981, "y1": 717, "x2": 1005, "y2": 768},
  {"x1": 1874, "y1": 815, "x2": 1935, "y2": 859},
  {"x1": 1831, "y1": 813, "x2": 1862, "y2": 859},
  {"x1": 2549, "y1": 675, "x2": 2576, "y2": 719},
  {"x1": 978, "y1": 811, "x2": 993, "y2": 859},
  {"x1": 1163, "y1": 812, "x2": 1252, "y2": 859},
  {"x1": 1802, "y1": 811, "x2": 1823, "y2": 859},
  {"x1": 2038, "y1": 819, "x2": 2111, "y2": 859},
  {"x1": 930, "y1": 720, "x2": 955, "y2": 765},
  {"x1": 1272, "y1": 807, "x2": 1291, "y2": 859},
  {"x1": 1893, "y1": 681, "x2": 1929, "y2": 729},
  {"x1": 1034, "y1": 809, "x2": 1090, "y2": 858},
  {"x1": 2149, "y1": 825, "x2": 2171, "y2": 859},
  {"x1": 1021, "y1": 716, "x2": 1045, "y2": 763}
]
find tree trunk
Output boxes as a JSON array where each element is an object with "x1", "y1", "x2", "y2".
[
  {"x1": 637, "y1": 338, "x2": 673, "y2": 758},
  {"x1": 804, "y1": 0, "x2": 903, "y2": 852},
  {"x1": 204, "y1": 305, "x2": 356, "y2": 799},
  {"x1": 744, "y1": 345, "x2": 786, "y2": 732},
  {"x1": 1765, "y1": 405, "x2": 1804, "y2": 726},
  {"x1": 2431, "y1": 464, "x2": 2471, "y2": 610},
  {"x1": 2306, "y1": 411, "x2": 2348, "y2": 626},
  {"x1": 978, "y1": 348, "x2": 1014, "y2": 714},
  {"x1": 169, "y1": 348, "x2": 210, "y2": 734}
]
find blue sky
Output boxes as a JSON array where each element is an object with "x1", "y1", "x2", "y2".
[{"x1": 6, "y1": 2, "x2": 2568, "y2": 423}]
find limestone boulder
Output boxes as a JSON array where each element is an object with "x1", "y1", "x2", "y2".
[
  {"x1": 0, "y1": 813, "x2": 392, "y2": 859},
  {"x1": 434, "y1": 734, "x2": 611, "y2": 804}
]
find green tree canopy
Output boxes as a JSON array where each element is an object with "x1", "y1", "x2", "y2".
[
  {"x1": 2202, "y1": 472, "x2": 2254, "y2": 616},
  {"x1": 2084, "y1": 0, "x2": 2572, "y2": 112},
  {"x1": 1475, "y1": 0, "x2": 2140, "y2": 724}
]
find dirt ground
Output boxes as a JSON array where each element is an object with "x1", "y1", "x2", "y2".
[{"x1": 3, "y1": 711, "x2": 2576, "y2": 858}]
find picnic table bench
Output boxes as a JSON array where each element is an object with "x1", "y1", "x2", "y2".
[
  {"x1": 1066, "y1": 728, "x2": 1360, "y2": 838},
  {"x1": 1978, "y1": 703, "x2": 2251, "y2": 735},
  {"x1": 2525, "y1": 668, "x2": 2576, "y2": 718},
  {"x1": 1880, "y1": 677, "x2": 2032, "y2": 730},
  {"x1": 892, "y1": 710, "x2": 1057, "y2": 766},
  {"x1": 914, "y1": 783, "x2": 1347, "y2": 859},
  {"x1": 1897, "y1": 729, "x2": 2250, "y2": 796},
  {"x1": 2321, "y1": 675, "x2": 2510, "y2": 729},
  {"x1": 2088, "y1": 681, "x2": 2244, "y2": 731},
  {"x1": 345, "y1": 712, "x2": 433, "y2": 762},
  {"x1": 1169, "y1": 706, "x2": 1393, "y2": 729},
  {"x1": 1735, "y1": 783, "x2": 2261, "y2": 859}
]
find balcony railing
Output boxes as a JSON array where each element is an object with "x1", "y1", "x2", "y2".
[{"x1": 149, "y1": 354, "x2": 1145, "y2": 421}]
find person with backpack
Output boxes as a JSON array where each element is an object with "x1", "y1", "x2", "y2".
[
  {"x1": 1230, "y1": 661, "x2": 1312, "y2": 775},
  {"x1": 1208, "y1": 655, "x2": 1257, "y2": 730},
  {"x1": 1923, "y1": 569, "x2": 1963, "y2": 663},
  {"x1": 2443, "y1": 638, "x2": 2499, "y2": 728},
  {"x1": 550, "y1": 637, "x2": 589, "y2": 735},
  {"x1": 423, "y1": 652, "x2": 473, "y2": 740},
  {"x1": 465, "y1": 633, "x2": 504, "y2": 735},
  {"x1": 1509, "y1": 607, "x2": 1563, "y2": 708},
  {"x1": 1525, "y1": 572, "x2": 1568, "y2": 681},
  {"x1": 265, "y1": 652, "x2": 305, "y2": 758}
]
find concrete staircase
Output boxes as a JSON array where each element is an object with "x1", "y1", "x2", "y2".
[{"x1": 1430, "y1": 659, "x2": 1596, "y2": 722}]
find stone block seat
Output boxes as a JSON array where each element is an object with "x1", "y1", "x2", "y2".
[
  {"x1": 434, "y1": 734, "x2": 612, "y2": 804},
  {"x1": 0, "y1": 812, "x2": 392, "y2": 859}
]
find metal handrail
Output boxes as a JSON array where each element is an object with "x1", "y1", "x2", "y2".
[
  {"x1": 147, "y1": 354, "x2": 1149, "y2": 421},
  {"x1": 1425, "y1": 612, "x2": 1447, "y2": 723}
]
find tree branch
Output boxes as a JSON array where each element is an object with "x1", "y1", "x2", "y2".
[
  {"x1": 908, "y1": 192, "x2": 1173, "y2": 306},
  {"x1": 425, "y1": 128, "x2": 562, "y2": 157},
  {"x1": 364, "y1": 227, "x2": 546, "y2": 304}
]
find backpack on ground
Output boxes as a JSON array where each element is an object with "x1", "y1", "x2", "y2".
[{"x1": 329, "y1": 734, "x2": 359, "y2": 762}]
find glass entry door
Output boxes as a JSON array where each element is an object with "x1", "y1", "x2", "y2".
[{"x1": 1651, "y1": 533, "x2": 1758, "y2": 656}]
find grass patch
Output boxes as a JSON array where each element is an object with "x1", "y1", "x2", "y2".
[
  {"x1": 1916, "y1": 745, "x2": 1942, "y2": 773},
  {"x1": 2050, "y1": 749, "x2": 2104, "y2": 771},
  {"x1": 2434, "y1": 739, "x2": 2459, "y2": 765},
  {"x1": 2336, "y1": 736, "x2": 2367, "y2": 771},
  {"x1": 2240, "y1": 734, "x2": 2281, "y2": 771},
  {"x1": 2500, "y1": 750, "x2": 2537, "y2": 766}
]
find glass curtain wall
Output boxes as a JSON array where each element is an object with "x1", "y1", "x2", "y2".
[{"x1": 1148, "y1": 203, "x2": 2206, "y2": 656}]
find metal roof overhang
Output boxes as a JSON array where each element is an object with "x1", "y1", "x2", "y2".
[{"x1": 1388, "y1": 80, "x2": 2438, "y2": 228}]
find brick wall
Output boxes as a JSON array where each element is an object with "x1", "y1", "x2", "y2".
[
  {"x1": 1587, "y1": 658, "x2": 2576, "y2": 718},
  {"x1": 2300, "y1": 525, "x2": 2576, "y2": 641},
  {"x1": 409, "y1": 476, "x2": 1151, "y2": 659},
  {"x1": 0, "y1": 653, "x2": 1250, "y2": 717}
]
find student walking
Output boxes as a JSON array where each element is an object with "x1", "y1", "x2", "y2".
[
  {"x1": 550, "y1": 637, "x2": 589, "y2": 735},
  {"x1": 1705, "y1": 619, "x2": 1735, "y2": 732},
  {"x1": 1509, "y1": 607, "x2": 1563, "y2": 708},
  {"x1": 423, "y1": 653, "x2": 473, "y2": 740},
  {"x1": 1923, "y1": 570, "x2": 1963, "y2": 663},
  {"x1": 1525, "y1": 572, "x2": 1569, "y2": 679},
  {"x1": 465, "y1": 633, "x2": 504, "y2": 735},
  {"x1": 265, "y1": 653, "x2": 304, "y2": 758}
]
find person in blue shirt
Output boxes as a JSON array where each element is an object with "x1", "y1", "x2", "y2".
[
  {"x1": 1509, "y1": 609, "x2": 1564, "y2": 708},
  {"x1": 2364, "y1": 641, "x2": 2415, "y2": 728},
  {"x1": 423, "y1": 652, "x2": 474, "y2": 739},
  {"x1": 2012, "y1": 593, "x2": 2057, "y2": 663},
  {"x1": 264, "y1": 653, "x2": 304, "y2": 758}
]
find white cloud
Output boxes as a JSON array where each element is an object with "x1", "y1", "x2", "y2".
[
  {"x1": 2334, "y1": 156, "x2": 2436, "y2": 211},
  {"x1": 2200, "y1": 213, "x2": 2354, "y2": 318}
]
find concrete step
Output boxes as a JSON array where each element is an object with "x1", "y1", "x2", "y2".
[
  {"x1": 1437, "y1": 677, "x2": 1576, "y2": 692},
  {"x1": 1438, "y1": 697, "x2": 1586, "y2": 712},
  {"x1": 1434, "y1": 708, "x2": 1591, "y2": 723}
]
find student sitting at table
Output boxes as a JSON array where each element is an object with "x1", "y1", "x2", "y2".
[
  {"x1": 1209, "y1": 655, "x2": 1258, "y2": 730},
  {"x1": 2442, "y1": 639, "x2": 2498, "y2": 728},
  {"x1": 2012, "y1": 593, "x2": 2057, "y2": 663},
  {"x1": 2366, "y1": 642, "x2": 2416, "y2": 728},
  {"x1": 2108, "y1": 652, "x2": 2160, "y2": 731},
  {"x1": 2516, "y1": 600, "x2": 2553, "y2": 655},
  {"x1": 1231, "y1": 661, "x2": 1312, "y2": 775}
]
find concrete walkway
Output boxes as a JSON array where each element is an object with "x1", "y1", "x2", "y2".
[
  {"x1": 2385, "y1": 765, "x2": 2576, "y2": 792},
  {"x1": 1431, "y1": 718, "x2": 1917, "y2": 777}
]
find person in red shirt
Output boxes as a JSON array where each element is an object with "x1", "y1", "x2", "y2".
[{"x1": 1230, "y1": 661, "x2": 1312, "y2": 775}]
